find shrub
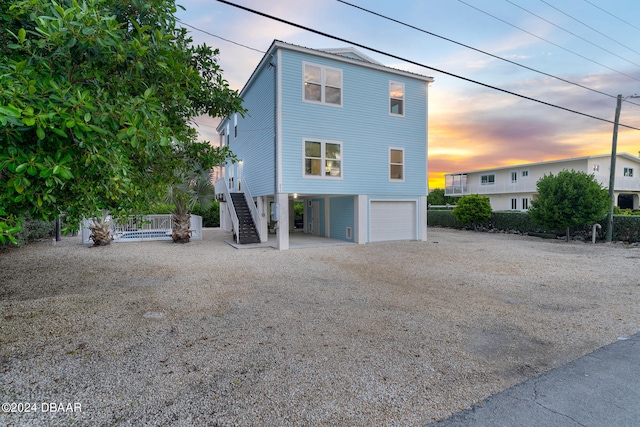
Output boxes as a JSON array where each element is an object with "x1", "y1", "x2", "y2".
[
  {"x1": 191, "y1": 201, "x2": 220, "y2": 227},
  {"x1": 452, "y1": 194, "x2": 492, "y2": 230},
  {"x1": 0, "y1": 214, "x2": 55, "y2": 248}
]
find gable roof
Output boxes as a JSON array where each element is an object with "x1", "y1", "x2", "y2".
[{"x1": 446, "y1": 153, "x2": 640, "y2": 175}]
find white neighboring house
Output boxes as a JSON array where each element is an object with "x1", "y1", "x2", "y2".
[{"x1": 444, "y1": 153, "x2": 640, "y2": 211}]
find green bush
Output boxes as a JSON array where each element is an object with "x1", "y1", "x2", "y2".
[
  {"x1": 452, "y1": 194, "x2": 492, "y2": 230},
  {"x1": 427, "y1": 210, "x2": 640, "y2": 243},
  {"x1": 0, "y1": 214, "x2": 55, "y2": 248},
  {"x1": 191, "y1": 201, "x2": 220, "y2": 227}
]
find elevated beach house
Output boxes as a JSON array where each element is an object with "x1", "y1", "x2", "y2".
[
  {"x1": 444, "y1": 153, "x2": 640, "y2": 211},
  {"x1": 215, "y1": 40, "x2": 434, "y2": 249}
]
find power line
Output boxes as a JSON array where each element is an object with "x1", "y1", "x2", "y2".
[
  {"x1": 176, "y1": 18, "x2": 266, "y2": 53},
  {"x1": 457, "y1": 0, "x2": 640, "y2": 83},
  {"x1": 538, "y1": 0, "x2": 640, "y2": 58},
  {"x1": 505, "y1": 0, "x2": 640, "y2": 68},
  {"x1": 215, "y1": 0, "x2": 640, "y2": 131},
  {"x1": 337, "y1": 0, "x2": 640, "y2": 107},
  {"x1": 581, "y1": 0, "x2": 640, "y2": 33}
]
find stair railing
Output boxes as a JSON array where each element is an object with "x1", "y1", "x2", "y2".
[
  {"x1": 241, "y1": 176, "x2": 262, "y2": 242},
  {"x1": 215, "y1": 178, "x2": 240, "y2": 243}
]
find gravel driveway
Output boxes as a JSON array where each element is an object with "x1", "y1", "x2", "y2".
[{"x1": 2, "y1": 227, "x2": 640, "y2": 426}]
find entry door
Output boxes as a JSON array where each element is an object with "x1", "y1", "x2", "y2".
[{"x1": 310, "y1": 201, "x2": 320, "y2": 236}]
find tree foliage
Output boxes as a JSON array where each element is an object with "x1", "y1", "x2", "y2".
[
  {"x1": 451, "y1": 194, "x2": 492, "y2": 230},
  {"x1": 0, "y1": 0, "x2": 245, "y2": 238},
  {"x1": 427, "y1": 188, "x2": 457, "y2": 207},
  {"x1": 528, "y1": 169, "x2": 610, "y2": 241}
]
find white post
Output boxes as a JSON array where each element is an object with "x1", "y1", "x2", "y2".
[
  {"x1": 354, "y1": 195, "x2": 367, "y2": 244},
  {"x1": 276, "y1": 193, "x2": 289, "y2": 250},
  {"x1": 257, "y1": 196, "x2": 269, "y2": 243},
  {"x1": 419, "y1": 195, "x2": 428, "y2": 241}
]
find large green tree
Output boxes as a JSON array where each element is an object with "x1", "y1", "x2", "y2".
[
  {"x1": 0, "y1": 0, "x2": 244, "y2": 239},
  {"x1": 528, "y1": 169, "x2": 610, "y2": 241}
]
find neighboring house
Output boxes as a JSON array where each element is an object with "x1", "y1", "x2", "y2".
[
  {"x1": 444, "y1": 153, "x2": 640, "y2": 211},
  {"x1": 215, "y1": 40, "x2": 434, "y2": 249}
]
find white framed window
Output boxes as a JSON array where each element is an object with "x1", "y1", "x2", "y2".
[
  {"x1": 521, "y1": 170, "x2": 529, "y2": 178},
  {"x1": 624, "y1": 167, "x2": 634, "y2": 177},
  {"x1": 522, "y1": 198, "x2": 529, "y2": 210},
  {"x1": 234, "y1": 114, "x2": 238, "y2": 139},
  {"x1": 304, "y1": 139, "x2": 342, "y2": 178},
  {"x1": 593, "y1": 164, "x2": 600, "y2": 172},
  {"x1": 389, "y1": 148, "x2": 404, "y2": 181},
  {"x1": 511, "y1": 171, "x2": 518, "y2": 183},
  {"x1": 389, "y1": 81, "x2": 404, "y2": 116},
  {"x1": 481, "y1": 174, "x2": 495, "y2": 185},
  {"x1": 303, "y1": 63, "x2": 342, "y2": 106},
  {"x1": 511, "y1": 198, "x2": 517, "y2": 210}
]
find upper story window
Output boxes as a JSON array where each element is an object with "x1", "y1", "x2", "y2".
[
  {"x1": 521, "y1": 170, "x2": 529, "y2": 178},
  {"x1": 593, "y1": 164, "x2": 600, "y2": 172},
  {"x1": 233, "y1": 114, "x2": 238, "y2": 139},
  {"x1": 389, "y1": 81, "x2": 404, "y2": 116},
  {"x1": 303, "y1": 63, "x2": 342, "y2": 106},
  {"x1": 624, "y1": 167, "x2": 634, "y2": 177},
  {"x1": 511, "y1": 171, "x2": 518, "y2": 183},
  {"x1": 481, "y1": 174, "x2": 495, "y2": 185},
  {"x1": 390, "y1": 148, "x2": 404, "y2": 181},
  {"x1": 304, "y1": 140, "x2": 342, "y2": 178}
]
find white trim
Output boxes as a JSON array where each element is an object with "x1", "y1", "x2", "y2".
[
  {"x1": 389, "y1": 81, "x2": 405, "y2": 117},
  {"x1": 302, "y1": 61, "x2": 343, "y2": 107},
  {"x1": 389, "y1": 147, "x2": 405, "y2": 182},
  {"x1": 302, "y1": 138, "x2": 343, "y2": 180},
  {"x1": 277, "y1": 49, "x2": 283, "y2": 193}
]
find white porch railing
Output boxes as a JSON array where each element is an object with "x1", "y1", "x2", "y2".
[
  {"x1": 80, "y1": 214, "x2": 203, "y2": 243},
  {"x1": 216, "y1": 178, "x2": 240, "y2": 243}
]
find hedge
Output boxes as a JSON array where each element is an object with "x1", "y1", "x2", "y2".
[{"x1": 427, "y1": 210, "x2": 640, "y2": 243}]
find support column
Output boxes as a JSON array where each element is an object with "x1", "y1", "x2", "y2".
[
  {"x1": 257, "y1": 196, "x2": 269, "y2": 243},
  {"x1": 419, "y1": 195, "x2": 428, "y2": 241},
  {"x1": 276, "y1": 192, "x2": 289, "y2": 250},
  {"x1": 354, "y1": 195, "x2": 367, "y2": 244}
]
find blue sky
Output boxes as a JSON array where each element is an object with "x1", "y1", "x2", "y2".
[{"x1": 176, "y1": 0, "x2": 640, "y2": 188}]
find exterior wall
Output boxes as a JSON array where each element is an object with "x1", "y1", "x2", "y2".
[
  {"x1": 278, "y1": 49, "x2": 428, "y2": 197},
  {"x1": 329, "y1": 196, "x2": 355, "y2": 241},
  {"x1": 223, "y1": 61, "x2": 277, "y2": 197}
]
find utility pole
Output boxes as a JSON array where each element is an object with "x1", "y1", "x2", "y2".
[
  {"x1": 605, "y1": 95, "x2": 622, "y2": 243},
  {"x1": 605, "y1": 94, "x2": 640, "y2": 243}
]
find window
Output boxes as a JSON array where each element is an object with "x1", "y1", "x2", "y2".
[
  {"x1": 234, "y1": 114, "x2": 238, "y2": 139},
  {"x1": 521, "y1": 170, "x2": 529, "y2": 178},
  {"x1": 522, "y1": 198, "x2": 529, "y2": 210},
  {"x1": 511, "y1": 198, "x2": 517, "y2": 210},
  {"x1": 593, "y1": 164, "x2": 600, "y2": 172},
  {"x1": 389, "y1": 81, "x2": 404, "y2": 116},
  {"x1": 511, "y1": 171, "x2": 518, "y2": 183},
  {"x1": 389, "y1": 148, "x2": 404, "y2": 180},
  {"x1": 481, "y1": 174, "x2": 495, "y2": 185},
  {"x1": 304, "y1": 63, "x2": 342, "y2": 106},
  {"x1": 304, "y1": 140, "x2": 342, "y2": 178},
  {"x1": 624, "y1": 167, "x2": 634, "y2": 177}
]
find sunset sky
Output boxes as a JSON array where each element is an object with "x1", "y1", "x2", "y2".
[{"x1": 177, "y1": 0, "x2": 640, "y2": 190}]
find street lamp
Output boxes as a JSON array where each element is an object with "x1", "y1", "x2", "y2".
[{"x1": 605, "y1": 94, "x2": 640, "y2": 243}]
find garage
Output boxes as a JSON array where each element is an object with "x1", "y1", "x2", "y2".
[{"x1": 369, "y1": 200, "x2": 417, "y2": 242}]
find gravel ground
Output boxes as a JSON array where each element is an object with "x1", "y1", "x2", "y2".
[{"x1": 1, "y1": 227, "x2": 640, "y2": 426}]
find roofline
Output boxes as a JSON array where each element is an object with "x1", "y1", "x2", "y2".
[{"x1": 445, "y1": 153, "x2": 640, "y2": 176}]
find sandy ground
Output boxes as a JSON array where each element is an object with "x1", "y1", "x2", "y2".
[{"x1": 1, "y1": 228, "x2": 640, "y2": 426}]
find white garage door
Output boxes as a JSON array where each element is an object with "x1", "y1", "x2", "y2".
[{"x1": 370, "y1": 201, "x2": 417, "y2": 242}]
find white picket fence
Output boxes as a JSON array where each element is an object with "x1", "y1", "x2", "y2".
[{"x1": 80, "y1": 214, "x2": 202, "y2": 243}]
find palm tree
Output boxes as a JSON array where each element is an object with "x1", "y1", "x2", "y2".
[
  {"x1": 89, "y1": 210, "x2": 113, "y2": 246},
  {"x1": 169, "y1": 170, "x2": 216, "y2": 243}
]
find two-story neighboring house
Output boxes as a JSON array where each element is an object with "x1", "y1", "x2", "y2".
[
  {"x1": 215, "y1": 40, "x2": 433, "y2": 249},
  {"x1": 444, "y1": 153, "x2": 640, "y2": 211}
]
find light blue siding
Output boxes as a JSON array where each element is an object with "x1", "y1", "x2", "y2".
[
  {"x1": 329, "y1": 196, "x2": 354, "y2": 241},
  {"x1": 225, "y1": 62, "x2": 276, "y2": 197},
  {"x1": 279, "y1": 49, "x2": 427, "y2": 196}
]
